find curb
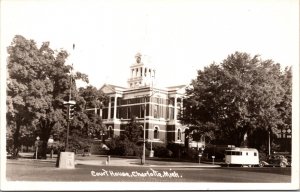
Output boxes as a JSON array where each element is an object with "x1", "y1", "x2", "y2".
[
  {"x1": 75, "y1": 160, "x2": 221, "y2": 168},
  {"x1": 10, "y1": 157, "x2": 221, "y2": 168}
]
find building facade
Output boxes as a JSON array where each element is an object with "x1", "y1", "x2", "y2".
[{"x1": 99, "y1": 53, "x2": 188, "y2": 146}]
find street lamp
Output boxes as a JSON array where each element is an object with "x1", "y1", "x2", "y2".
[{"x1": 35, "y1": 136, "x2": 40, "y2": 159}]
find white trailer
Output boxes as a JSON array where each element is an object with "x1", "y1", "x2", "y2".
[{"x1": 225, "y1": 148, "x2": 259, "y2": 167}]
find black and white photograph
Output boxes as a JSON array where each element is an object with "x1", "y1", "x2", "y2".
[{"x1": 0, "y1": 0, "x2": 299, "y2": 191}]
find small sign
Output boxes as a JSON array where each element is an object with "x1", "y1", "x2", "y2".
[
  {"x1": 212, "y1": 156, "x2": 215, "y2": 158},
  {"x1": 63, "y1": 100, "x2": 76, "y2": 105},
  {"x1": 35, "y1": 140, "x2": 39, "y2": 147}
]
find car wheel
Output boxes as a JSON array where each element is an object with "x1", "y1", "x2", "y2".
[
  {"x1": 259, "y1": 162, "x2": 264, "y2": 167},
  {"x1": 280, "y1": 162, "x2": 286, "y2": 168}
]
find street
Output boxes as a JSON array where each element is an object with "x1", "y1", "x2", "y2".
[{"x1": 6, "y1": 159, "x2": 291, "y2": 182}]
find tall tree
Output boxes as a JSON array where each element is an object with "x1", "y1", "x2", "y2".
[
  {"x1": 181, "y1": 52, "x2": 291, "y2": 149},
  {"x1": 6, "y1": 35, "x2": 88, "y2": 158},
  {"x1": 121, "y1": 116, "x2": 143, "y2": 143},
  {"x1": 67, "y1": 86, "x2": 108, "y2": 151}
]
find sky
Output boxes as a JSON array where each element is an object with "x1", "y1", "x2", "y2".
[{"x1": 1, "y1": 0, "x2": 299, "y2": 88}]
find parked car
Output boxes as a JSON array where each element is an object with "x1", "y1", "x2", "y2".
[{"x1": 259, "y1": 154, "x2": 290, "y2": 167}]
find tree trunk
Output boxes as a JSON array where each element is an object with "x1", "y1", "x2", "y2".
[
  {"x1": 39, "y1": 119, "x2": 54, "y2": 159},
  {"x1": 12, "y1": 120, "x2": 21, "y2": 158}
]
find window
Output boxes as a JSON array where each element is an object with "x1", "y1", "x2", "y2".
[
  {"x1": 246, "y1": 152, "x2": 248, "y2": 156},
  {"x1": 254, "y1": 152, "x2": 257, "y2": 156},
  {"x1": 177, "y1": 129, "x2": 181, "y2": 140},
  {"x1": 140, "y1": 105, "x2": 145, "y2": 118},
  {"x1": 127, "y1": 107, "x2": 131, "y2": 119},
  {"x1": 102, "y1": 108, "x2": 108, "y2": 119},
  {"x1": 154, "y1": 127, "x2": 159, "y2": 139},
  {"x1": 227, "y1": 151, "x2": 242, "y2": 156},
  {"x1": 107, "y1": 126, "x2": 113, "y2": 138}
]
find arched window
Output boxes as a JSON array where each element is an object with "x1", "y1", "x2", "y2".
[
  {"x1": 177, "y1": 129, "x2": 181, "y2": 140},
  {"x1": 107, "y1": 126, "x2": 113, "y2": 138},
  {"x1": 154, "y1": 127, "x2": 159, "y2": 139}
]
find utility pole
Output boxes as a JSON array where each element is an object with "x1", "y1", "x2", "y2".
[
  {"x1": 63, "y1": 43, "x2": 76, "y2": 152},
  {"x1": 142, "y1": 100, "x2": 146, "y2": 165},
  {"x1": 141, "y1": 84, "x2": 157, "y2": 165},
  {"x1": 58, "y1": 44, "x2": 76, "y2": 169}
]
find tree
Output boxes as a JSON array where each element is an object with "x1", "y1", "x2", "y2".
[
  {"x1": 6, "y1": 35, "x2": 88, "y2": 158},
  {"x1": 66, "y1": 86, "x2": 108, "y2": 152},
  {"x1": 78, "y1": 86, "x2": 108, "y2": 140},
  {"x1": 181, "y1": 52, "x2": 291, "y2": 150},
  {"x1": 121, "y1": 116, "x2": 143, "y2": 143}
]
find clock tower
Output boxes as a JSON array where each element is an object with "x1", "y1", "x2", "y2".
[{"x1": 127, "y1": 52, "x2": 156, "y2": 88}]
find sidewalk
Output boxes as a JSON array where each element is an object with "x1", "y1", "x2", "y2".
[{"x1": 17, "y1": 153, "x2": 220, "y2": 168}]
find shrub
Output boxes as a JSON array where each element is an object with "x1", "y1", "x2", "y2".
[
  {"x1": 106, "y1": 137, "x2": 143, "y2": 157},
  {"x1": 184, "y1": 148, "x2": 199, "y2": 160},
  {"x1": 151, "y1": 143, "x2": 172, "y2": 158},
  {"x1": 167, "y1": 143, "x2": 185, "y2": 158}
]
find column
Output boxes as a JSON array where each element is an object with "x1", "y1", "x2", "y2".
[
  {"x1": 113, "y1": 95, "x2": 118, "y2": 119},
  {"x1": 108, "y1": 96, "x2": 111, "y2": 120},
  {"x1": 168, "y1": 103, "x2": 171, "y2": 119},
  {"x1": 180, "y1": 97, "x2": 183, "y2": 118},
  {"x1": 174, "y1": 96, "x2": 178, "y2": 121}
]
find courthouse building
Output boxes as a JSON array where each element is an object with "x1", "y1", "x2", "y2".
[{"x1": 99, "y1": 53, "x2": 188, "y2": 145}]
